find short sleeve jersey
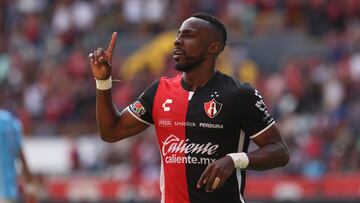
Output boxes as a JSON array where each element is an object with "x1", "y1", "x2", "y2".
[
  {"x1": 127, "y1": 71, "x2": 275, "y2": 203},
  {"x1": 0, "y1": 110, "x2": 23, "y2": 200}
]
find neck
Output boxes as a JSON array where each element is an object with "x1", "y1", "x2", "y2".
[{"x1": 182, "y1": 66, "x2": 216, "y2": 91}]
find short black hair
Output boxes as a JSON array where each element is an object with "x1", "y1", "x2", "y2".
[{"x1": 191, "y1": 12, "x2": 227, "y2": 51}]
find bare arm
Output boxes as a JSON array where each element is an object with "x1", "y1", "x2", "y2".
[
  {"x1": 19, "y1": 149, "x2": 33, "y2": 185},
  {"x1": 247, "y1": 123, "x2": 289, "y2": 170},
  {"x1": 89, "y1": 32, "x2": 149, "y2": 142},
  {"x1": 19, "y1": 149, "x2": 38, "y2": 203},
  {"x1": 96, "y1": 90, "x2": 149, "y2": 142}
]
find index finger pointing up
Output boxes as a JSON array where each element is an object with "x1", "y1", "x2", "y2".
[{"x1": 107, "y1": 32, "x2": 118, "y2": 55}]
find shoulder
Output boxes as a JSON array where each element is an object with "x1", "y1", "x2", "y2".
[
  {"x1": 0, "y1": 110, "x2": 22, "y2": 132},
  {"x1": 216, "y1": 72, "x2": 254, "y2": 91},
  {"x1": 138, "y1": 74, "x2": 181, "y2": 103},
  {"x1": 0, "y1": 110, "x2": 18, "y2": 125},
  {"x1": 141, "y1": 74, "x2": 181, "y2": 94},
  {"x1": 212, "y1": 72, "x2": 254, "y2": 101},
  {"x1": 237, "y1": 83, "x2": 257, "y2": 95},
  {"x1": 159, "y1": 74, "x2": 182, "y2": 84},
  {"x1": 216, "y1": 71, "x2": 243, "y2": 88},
  {"x1": 151, "y1": 74, "x2": 183, "y2": 91},
  {"x1": 0, "y1": 110, "x2": 12, "y2": 121},
  {"x1": 215, "y1": 72, "x2": 260, "y2": 101},
  {"x1": 235, "y1": 83, "x2": 263, "y2": 105}
]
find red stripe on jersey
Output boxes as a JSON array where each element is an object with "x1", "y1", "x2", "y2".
[{"x1": 152, "y1": 75, "x2": 190, "y2": 203}]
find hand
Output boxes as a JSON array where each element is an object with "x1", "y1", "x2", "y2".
[
  {"x1": 197, "y1": 155, "x2": 235, "y2": 192},
  {"x1": 89, "y1": 32, "x2": 118, "y2": 80}
]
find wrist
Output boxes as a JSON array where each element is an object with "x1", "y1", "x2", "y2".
[
  {"x1": 226, "y1": 152, "x2": 249, "y2": 169},
  {"x1": 95, "y1": 76, "x2": 112, "y2": 90}
]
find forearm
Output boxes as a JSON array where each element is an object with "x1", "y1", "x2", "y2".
[
  {"x1": 96, "y1": 89, "x2": 121, "y2": 142},
  {"x1": 20, "y1": 151, "x2": 38, "y2": 203},
  {"x1": 20, "y1": 150, "x2": 33, "y2": 182},
  {"x1": 246, "y1": 142, "x2": 289, "y2": 170}
]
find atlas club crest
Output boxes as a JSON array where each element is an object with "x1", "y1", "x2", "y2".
[{"x1": 204, "y1": 98, "x2": 222, "y2": 118}]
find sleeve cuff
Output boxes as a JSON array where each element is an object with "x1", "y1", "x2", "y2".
[
  {"x1": 249, "y1": 121, "x2": 275, "y2": 139},
  {"x1": 126, "y1": 106, "x2": 152, "y2": 125}
]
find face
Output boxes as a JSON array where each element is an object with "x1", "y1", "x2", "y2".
[{"x1": 173, "y1": 17, "x2": 213, "y2": 72}]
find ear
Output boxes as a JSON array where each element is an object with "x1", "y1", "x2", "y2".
[{"x1": 208, "y1": 42, "x2": 222, "y2": 55}]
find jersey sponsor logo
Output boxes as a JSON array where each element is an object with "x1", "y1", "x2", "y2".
[
  {"x1": 199, "y1": 122, "x2": 223, "y2": 129},
  {"x1": 165, "y1": 154, "x2": 216, "y2": 164},
  {"x1": 162, "y1": 99, "x2": 173, "y2": 112},
  {"x1": 161, "y1": 135, "x2": 219, "y2": 165},
  {"x1": 158, "y1": 119, "x2": 172, "y2": 127},
  {"x1": 204, "y1": 99, "x2": 222, "y2": 118},
  {"x1": 174, "y1": 121, "x2": 196, "y2": 127},
  {"x1": 129, "y1": 100, "x2": 146, "y2": 117},
  {"x1": 162, "y1": 134, "x2": 219, "y2": 156},
  {"x1": 158, "y1": 120, "x2": 197, "y2": 127}
]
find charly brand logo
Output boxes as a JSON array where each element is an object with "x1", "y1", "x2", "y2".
[
  {"x1": 161, "y1": 134, "x2": 219, "y2": 156},
  {"x1": 162, "y1": 99, "x2": 173, "y2": 112},
  {"x1": 130, "y1": 100, "x2": 146, "y2": 116}
]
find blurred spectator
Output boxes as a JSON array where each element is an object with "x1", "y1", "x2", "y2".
[{"x1": 0, "y1": 109, "x2": 37, "y2": 203}]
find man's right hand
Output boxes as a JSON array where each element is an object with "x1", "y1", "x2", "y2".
[{"x1": 89, "y1": 32, "x2": 118, "y2": 80}]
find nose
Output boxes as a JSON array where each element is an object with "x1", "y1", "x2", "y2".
[{"x1": 173, "y1": 35, "x2": 182, "y2": 46}]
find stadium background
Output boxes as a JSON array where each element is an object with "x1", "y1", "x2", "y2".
[{"x1": 1, "y1": 0, "x2": 360, "y2": 202}]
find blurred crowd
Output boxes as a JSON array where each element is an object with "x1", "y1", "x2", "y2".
[{"x1": 1, "y1": 0, "x2": 360, "y2": 180}]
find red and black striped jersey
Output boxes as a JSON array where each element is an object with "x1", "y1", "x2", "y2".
[{"x1": 127, "y1": 71, "x2": 275, "y2": 203}]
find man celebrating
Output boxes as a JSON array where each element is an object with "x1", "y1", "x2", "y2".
[{"x1": 89, "y1": 13, "x2": 289, "y2": 203}]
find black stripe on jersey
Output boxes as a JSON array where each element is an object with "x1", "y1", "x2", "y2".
[
  {"x1": 137, "y1": 80, "x2": 160, "y2": 124},
  {"x1": 184, "y1": 72, "x2": 245, "y2": 203}
]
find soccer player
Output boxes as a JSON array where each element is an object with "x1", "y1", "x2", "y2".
[
  {"x1": 89, "y1": 13, "x2": 289, "y2": 203},
  {"x1": 0, "y1": 109, "x2": 37, "y2": 203}
]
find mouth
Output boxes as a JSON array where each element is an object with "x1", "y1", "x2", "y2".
[{"x1": 173, "y1": 49, "x2": 184, "y2": 56}]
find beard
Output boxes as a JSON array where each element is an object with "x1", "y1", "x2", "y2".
[{"x1": 174, "y1": 57, "x2": 204, "y2": 73}]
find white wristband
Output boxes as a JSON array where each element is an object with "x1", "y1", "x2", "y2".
[
  {"x1": 227, "y1": 152, "x2": 249, "y2": 169},
  {"x1": 96, "y1": 77, "x2": 112, "y2": 90}
]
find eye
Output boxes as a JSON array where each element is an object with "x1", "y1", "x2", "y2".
[
  {"x1": 176, "y1": 31, "x2": 195, "y2": 39},
  {"x1": 183, "y1": 32, "x2": 194, "y2": 38}
]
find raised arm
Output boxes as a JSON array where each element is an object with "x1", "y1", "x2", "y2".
[{"x1": 89, "y1": 32, "x2": 149, "y2": 142}]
